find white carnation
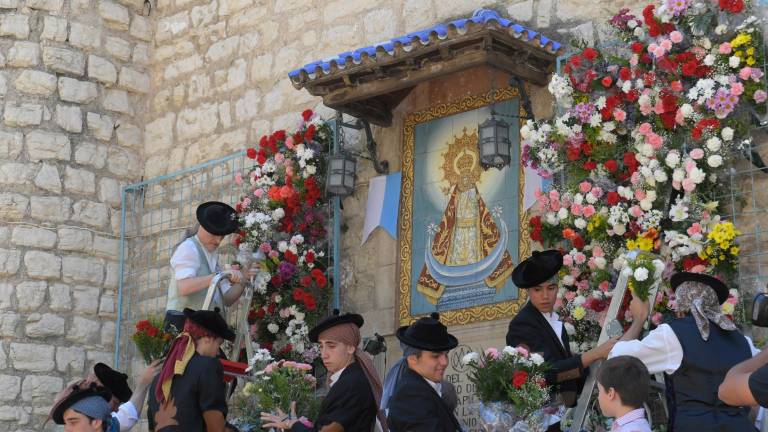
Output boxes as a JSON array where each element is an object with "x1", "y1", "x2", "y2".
[
  {"x1": 278, "y1": 241, "x2": 288, "y2": 253},
  {"x1": 633, "y1": 267, "x2": 649, "y2": 281},
  {"x1": 706, "y1": 137, "x2": 722, "y2": 152},
  {"x1": 558, "y1": 208, "x2": 569, "y2": 220},
  {"x1": 272, "y1": 208, "x2": 285, "y2": 220},
  {"x1": 729, "y1": 56, "x2": 741, "y2": 68},
  {"x1": 721, "y1": 127, "x2": 734, "y2": 141},
  {"x1": 704, "y1": 54, "x2": 715, "y2": 66},
  {"x1": 707, "y1": 154, "x2": 723, "y2": 167},
  {"x1": 530, "y1": 353, "x2": 545, "y2": 366},
  {"x1": 575, "y1": 218, "x2": 587, "y2": 229},
  {"x1": 267, "y1": 323, "x2": 279, "y2": 334},
  {"x1": 461, "y1": 352, "x2": 480, "y2": 365}
]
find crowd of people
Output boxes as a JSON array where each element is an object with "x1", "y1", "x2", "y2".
[{"x1": 46, "y1": 202, "x2": 768, "y2": 431}]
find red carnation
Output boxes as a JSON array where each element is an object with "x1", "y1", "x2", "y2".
[
  {"x1": 256, "y1": 308, "x2": 266, "y2": 319},
  {"x1": 583, "y1": 161, "x2": 597, "y2": 171},
  {"x1": 257, "y1": 149, "x2": 267, "y2": 165},
  {"x1": 303, "y1": 292, "x2": 317, "y2": 310},
  {"x1": 293, "y1": 288, "x2": 305, "y2": 301},
  {"x1": 315, "y1": 275, "x2": 327, "y2": 288},
  {"x1": 601, "y1": 76, "x2": 613, "y2": 88},
  {"x1": 302, "y1": 109, "x2": 314, "y2": 122},
  {"x1": 273, "y1": 130, "x2": 287, "y2": 141},
  {"x1": 631, "y1": 42, "x2": 644, "y2": 54},
  {"x1": 147, "y1": 326, "x2": 158, "y2": 337},
  {"x1": 259, "y1": 135, "x2": 268, "y2": 148},
  {"x1": 606, "y1": 191, "x2": 620, "y2": 206},
  {"x1": 304, "y1": 124, "x2": 316, "y2": 142},
  {"x1": 604, "y1": 159, "x2": 618, "y2": 172},
  {"x1": 136, "y1": 320, "x2": 151, "y2": 332},
  {"x1": 582, "y1": 48, "x2": 598, "y2": 61},
  {"x1": 246, "y1": 148, "x2": 257, "y2": 159},
  {"x1": 619, "y1": 67, "x2": 632, "y2": 81},
  {"x1": 305, "y1": 251, "x2": 315, "y2": 263},
  {"x1": 512, "y1": 370, "x2": 529, "y2": 389},
  {"x1": 300, "y1": 276, "x2": 313, "y2": 288},
  {"x1": 572, "y1": 234, "x2": 585, "y2": 250},
  {"x1": 719, "y1": 0, "x2": 744, "y2": 13},
  {"x1": 267, "y1": 303, "x2": 277, "y2": 314}
]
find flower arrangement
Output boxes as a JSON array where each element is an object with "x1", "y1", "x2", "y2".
[
  {"x1": 622, "y1": 251, "x2": 665, "y2": 301},
  {"x1": 131, "y1": 316, "x2": 174, "y2": 364},
  {"x1": 523, "y1": 0, "x2": 761, "y2": 349},
  {"x1": 234, "y1": 109, "x2": 332, "y2": 361}
]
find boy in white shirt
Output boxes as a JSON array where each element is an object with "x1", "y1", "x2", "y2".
[{"x1": 597, "y1": 356, "x2": 652, "y2": 432}]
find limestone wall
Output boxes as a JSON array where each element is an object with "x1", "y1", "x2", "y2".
[{"x1": 0, "y1": 0, "x2": 150, "y2": 429}]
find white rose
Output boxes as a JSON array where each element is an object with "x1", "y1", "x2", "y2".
[
  {"x1": 633, "y1": 267, "x2": 649, "y2": 281},
  {"x1": 721, "y1": 127, "x2": 734, "y2": 141},
  {"x1": 707, "y1": 154, "x2": 723, "y2": 167},
  {"x1": 729, "y1": 56, "x2": 741, "y2": 68},
  {"x1": 530, "y1": 353, "x2": 545, "y2": 366},
  {"x1": 706, "y1": 137, "x2": 722, "y2": 152},
  {"x1": 267, "y1": 323, "x2": 279, "y2": 334},
  {"x1": 461, "y1": 352, "x2": 480, "y2": 365}
]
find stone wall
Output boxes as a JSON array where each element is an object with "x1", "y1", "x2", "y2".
[{"x1": 0, "y1": 0, "x2": 150, "y2": 429}]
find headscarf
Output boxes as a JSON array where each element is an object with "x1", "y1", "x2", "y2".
[
  {"x1": 154, "y1": 319, "x2": 216, "y2": 404},
  {"x1": 319, "y1": 323, "x2": 388, "y2": 431},
  {"x1": 380, "y1": 342, "x2": 421, "y2": 411},
  {"x1": 70, "y1": 395, "x2": 120, "y2": 432},
  {"x1": 675, "y1": 280, "x2": 736, "y2": 340}
]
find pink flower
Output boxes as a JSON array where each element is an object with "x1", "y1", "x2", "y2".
[
  {"x1": 660, "y1": 39, "x2": 673, "y2": 50},
  {"x1": 687, "y1": 223, "x2": 702, "y2": 236},
  {"x1": 587, "y1": 257, "x2": 597, "y2": 269},
  {"x1": 579, "y1": 181, "x2": 592, "y2": 193},
  {"x1": 570, "y1": 203, "x2": 583, "y2": 216},
  {"x1": 682, "y1": 178, "x2": 696, "y2": 192},
  {"x1": 484, "y1": 347, "x2": 499, "y2": 359},
  {"x1": 254, "y1": 188, "x2": 264, "y2": 198},
  {"x1": 259, "y1": 242, "x2": 272, "y2": 252},
  {"x1": 613, "y1": 109, "x2": 626, "y2": 122},
  {"x1": 637, "y1": 122, "x2": 652, "y2": 135},
  {"x1": 630, "y1": 54, "x2": 639, "y2": 67},
  {"x1": 647, "y1": 133, "x2": 663, "y2": 149},
  {"x1": 235, "y1": 172, "x2": 243, "y2": 185},
  {"x1": 284, "y1": 136, "x2": 295, "y2": 149},
  {"x1": 653, "y1": 46, "x2": 666, "y2": 58},
  {"x1": 268, "y1": 250, "x2": 279, "y2": 258},
  {"x1": 574, "y1": 252, "x2": 587, "y2": 264},
  {"x1": 730, "y1": 82, "x2": 744, "y2": 96},
  {"x1": 740, "y1": 67, "x2": 753, "y2": 80},
  {"x1": 755, "y1": 90, "x2": 768, "y2": 103},
  {"x1": 719, "y1": 42, "x2": 732, "y2": 55},
  {"x1": 582, "y1": 205, "x2": 596, "y2": 218},
  {"x1": 590, "y1": 187, "x2": 603, "y2": 198},
  {"x1": 670, "y1": 31, "x2": 683, "y2": 44},
  {"x1": 640, "y1": 103, "x2": 654, "y2": 116},
  {"x1": 515, "y1": 346, "x2": 529, "y2": 357},
  {"x1": 675, "y1": 108, "x2": 685, "y2": 125},
  {"x1": 634, "y1": 189, "x2": 647, "y2": 200},
  {"x1": 630, "y1": 205, "x2": 644, "y2": 217},
  {"x1": 592, "y1": 246, "x2": 604, "y2": 257},
  {"x1": 275, "y1": 153, "x2": 285, "y2": 164},
  {"x1": 565, "y1": 291, "x2": 577, "y2": 301},
  {"x1": 563, "y1": 254, "x2": 573, "y2": 266},
  {"x1": 690, "y1": 148, "x2": 704, "y2": 160},
  {"x1": 599, "y1": 281, "x2": 611, "y2": 292}
]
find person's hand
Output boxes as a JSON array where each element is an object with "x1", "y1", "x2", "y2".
[
  {"x1": 629, "y1": 295, "x2": 650, "y2": 324},
  {"x1": 260, "y1": 402, "x2": 298, "y2": 430},
  {"x1": 138, "y1": 359, "x2": 163, "y2": 387},
  {"x1": 227, "y1": 269, "x2": 244, "y2": 284}
]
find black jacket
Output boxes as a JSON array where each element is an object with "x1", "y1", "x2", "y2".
[
  {"x1": 291, "y1": 361, "x2": 377, "y2": 432},
  {"x1": 505, "y1": 301, "x2": 585, "y2": 406},
  {"x1": 387, "y1": 366, "x2": 461, "y2": 432}
]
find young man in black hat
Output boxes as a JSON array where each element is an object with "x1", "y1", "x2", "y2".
[
  {"x1": 261, "y1": 311, "x2": 384, "y2": 432},
  {"x1": 147, "y1": 307, "x2": 236, "y2": 432},
  {"x1": 610, "y1": 271, "x2": 760, "y2": 432},
  {"x1": 386, "y1": 313, "x2": 462, "y2": 432},
  {"x1": 84, "y1": 361, "x2": 161, "y2": 431},
  {"x1": 51, "y1": 384, "x2": 118, "y2": 432},
  {"x1": 166, "y1": 201, "x2": 246, "y2": 319},
  {"x1": 505, "y1": 250, "x2": 618, "y2": 432}
]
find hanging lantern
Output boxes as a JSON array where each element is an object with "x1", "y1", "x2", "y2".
[
  {"x1": 478, "y1": 115, "x2": 511, "y2": 169},
  {"x1": 327, "y1": 153, "x2": 357, "y2": 196}
]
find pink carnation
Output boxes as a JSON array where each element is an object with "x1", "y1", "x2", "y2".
[
  {"x1": 730, "y1": 82, "x2": 744, "y2": 96},
  {"x1": 563, "y1": 254, "x2": 573, "y2": 266},
  {"x1": 574, "y1": 252, "x2": 587, "y2": 264},
  {"x1": 582, "y1": 205, "x2": 596, "y2": 218},
  {"x1": 484, "y1": 347, "x2": 499, "y2": 359},
  {"x1": 592, "y1": 246, "x2": 604, "y2": 257},
  {"x1": 515, "y1": 346, "x2": 529, "y2": 357},
  {"x1": 687, "y1": 223, "x2": 702, "y2": 236},
  {"x1": 682, "y1": 178, "x2": 696, "y2": 192},
  {"x1": 740, "y1": 67, "x2": 753, "y2": 81},
  {"x1": 637, "y1": 122, "x2": 652, "y2": 135},
  {"x1": 719, "y1": 42, "x2": 732, "y2": 54},
  {"x1": 613, "y1": 109, "x2": 626, "y2": 122},
  {"x1": 565, "y1": 291, "x2": 577, "y2": 301},
  {"x1": 690, "y1": 148, "x2": 704, "y2": 160},
  {"x1": 579, "y1": 181, "x2": 592, "y2": 193},
  {"x1": 570, "y1": 203, "x2": 583, "y2": 216},
  {"x1": 755, "y1": 90, "x2": 768, "y2": 103},
  {"x1": 670, "y1": 31, "x2": 683, "y2": 44},
  {"x1": 254, "y1": 188, "x2": 265, "y2": 198},
  {"x1": 660, "y1": 39, "x2": 673, "y2": 50},
  {"x1": 647, "y1": 133, "x2": 663, "y2": 149},
  {"x1": 284, "y1": 136, "x2": 295, "y2": 149},
  {"x1": 599, "y1": 281, "x2": 610, "y2": 292}
]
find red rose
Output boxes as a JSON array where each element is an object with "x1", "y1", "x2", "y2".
[
  {"x1": 259, "y1": 135, "x2": 268, "y2": 148},
  {"x1": 512, "y1": 370, "x2": 528, "y2": 389},
  {"x1": 136, "y1": 320, "x2": 150, "y2": 332},
  {"x1": 579, "y1": 142, "x2": 592, "y2": 156},
  {"x1": 257, "y1": 149, "x2": 267, "y2": 165},
  {"x1": 147, "y1": 326, "x2": 158, "y2": 337},
  {"x1": 601, "y1": 76, "x2": 613, "y2": 88},
  {"x1": 304, "y1": 124, "x2": 316, "y2": 142},
  {"x1": 303, "y1": 292, "x2": 317, "y2": 310},
  {"x1": 302, "y1": 109, "x2": 314, "y2": 122},
  {"x1": 582, "y1": 48, "x2": 598, "y2": 61},
  {"x1": 315, "y1": 275, "x2": 327, "y2": 288},
  {"x1": 273, "y1": 130, "x2": 287, "y2": 141},
  {"x1": 604, "y1": 159, "x2": 618, "y2": 172},
  {"x1": 246, "y1": 148, "x2": 257, "y2": 159},
  {"x1": 311, "y1": 268, "x2": 324, "y2": 279}
]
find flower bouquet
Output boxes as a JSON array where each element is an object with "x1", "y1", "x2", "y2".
[
  {"x1": 463, "y1": 346, "x2": 553, "y2": 432},
  {"x1": 131, "y1": 316, "x2": 174, "y2": 364}
]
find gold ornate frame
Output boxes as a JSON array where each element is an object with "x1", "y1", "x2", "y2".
[{"x1": 397, "y1": 87, "x2": 533, "y2": 326}]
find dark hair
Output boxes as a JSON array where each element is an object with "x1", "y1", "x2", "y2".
[{"x1": 597, "y1": 356, "x2": 649, "y2": 408}]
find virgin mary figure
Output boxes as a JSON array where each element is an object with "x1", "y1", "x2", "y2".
[{"x1": 416, "y1": 129, "x2": 514, "y2": 305}]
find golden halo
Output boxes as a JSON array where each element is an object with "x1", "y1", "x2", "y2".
[{"x1": 441, "y1": 128, "x2": 483, "y2": 192}]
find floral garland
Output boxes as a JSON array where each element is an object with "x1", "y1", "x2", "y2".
[
  {"x1": 233, "y1": 110, "x2": 332, "y2": 361},
  {"x1": 523, "y1": 0, "x2": 762, "y2": 352}
]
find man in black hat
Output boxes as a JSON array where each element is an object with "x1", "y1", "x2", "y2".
[
  {"x1": 506, "y1": 250, "x2": 618, "y2": 432},
  {"x1": 51, "y1": 384, "x2": 119, "y2": 431},
  {"x1": 166, "y1": 201, "x2": 245, "y2": 319},
  {"x1": 147, "y1": 308, "x2": 236, "y2": 431},
  {"x1": 84, "y1": 362, "x2": 161, "y2": 431},
  {"x1": 610, "y1": 271, "x2": 760, "y2": 432},
  {"x1": 386, "y1": 313, "x2": 462, "y2": 432}
]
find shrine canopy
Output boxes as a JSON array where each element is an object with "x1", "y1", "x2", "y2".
[{"x1": 288, "y1": 8, "x2": 565, "y2": 126}]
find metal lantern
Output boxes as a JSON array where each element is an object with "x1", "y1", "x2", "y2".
[
  {"x1": 327, "y1": 152, "x2": 357, "y2": 196},
  {"x1": 478, "y1": 115, "x2": 511, "y2": 169}
]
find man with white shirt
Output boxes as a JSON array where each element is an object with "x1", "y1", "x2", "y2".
[
  {"x1": 506, "y1": 250, "x2": 618, "y2": 432},
  {"x1": 166, "y1": 201, "x2": 245, "y2": 324}
]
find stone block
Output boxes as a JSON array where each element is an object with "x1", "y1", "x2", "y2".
[
  {"x1": 14, "y1": 69, "x2": 56, "y2": 95},
  {"x1": 164, "y1": 54, "x2": 202, "y2": 80},
  {"x1": 101, "y1": 320, "x2": 115, "y2": 347},
  {"x1": 144, "y1": 112, "x2": 174, "y2": 153},
  {"x1": 507, "y1": 0, "x2": 533, "y2": 21},
  {"x1": 56, "y1": 346, "x2": 85, "y2": 373},
  {"x1": 72, "y1": 285, "x2": 99, "y2": 314},
  {"x1": 62, "y1": 255, "x2": 104, "y2": 284},
  {"x1": 0, "y1": 375, "x2": 20, "y2": 402},
  {"x1": 116, "y1": 122, "x2": 140, "y2": 148},
  {"x1": 0, "y1": 162, "x2": 34, "y2": 185},
  {"x1": 0, "y1": 193, "x2": 28, "y2": 221},
  {"x1": 118, "y1": 67, "x2": 149, "y2": 93},
  {"x1": 26, "y1": 0, "x2": 63, "y2": 11},
  {"x1": 0, "y1": 405, "x2": 29, "y2": 423},
  {"x1": 0, "y1": 283, "x2": 12, "y2": 309},
  {"x1": 86, "y1": 350, "x2": 112, "y2": 368},
  {"x1": 190, "y1": 0, "x2": 216, "y2": 27},
  {"x1": 103, "y1": 89, "x2": 133, "y2": 115},
  {"x1": 0, "y1": 130, "x2": 22, "y2": 159},
  {"x1": 12, "y1": 227, "x2": 56, "y2": 249},
  {"x1": 0, "y1": 72, "x2": 5, "y2": 96},
  {"x1": 33, "y1": 163, "x2": 61, "y2": 193},
  {"x1": 218, "y1": 0, "x2": 251, "y2": 15},
  {"x1": 54, "y1": 104, "x2": 83, "y2": 133},
  {"x1": 41, "y1": 16, "x2": 68, "y2": 41},
  {"x1": 64, "y1": 166, "x2": 96, "y2": 195},
  {"x1": 88, "y1": 55, "x2": 117, "y2": 84},
  {"x1": 7, "y1": 41, "x2": 40, "y2": 67},
  {"x1": 21, "y1": 375, "x2": 62, "y2": 403},
  {"x1": 15, "y1": 281, "x2": 47, "y2": 311},
  {"x1": 67, "y1": 316, "x2": 100, "y2": 344},
  {"x1": 105, "y1": 36, "x2": 131, "y2": 61},
  {"x1": 106, "y1": 147, "x2": 138, "y2": 177},
  {"x1": 99, "y1": 1, "x2": 130, "y2": 30},
  {"x1": 132, "y1": 42, "x2": 150, "y2": 66},
  {"x1": 0, "y1": 248, "x2": 21, "y2": 276},
  {"x1": 98, "y1": 177, "x2": 121, "y2": 206},
  {"x1": 71, "y1": 200, "x2": 109, "y2": 228},
  {"x1": 176, "y1": 103, "x2": 218, "y2": 141},
  {"x1": 187, "y1": 73, "x2": 210, "y2": 103},
  {"x1": 26, "y1": 313, "x2": 66, "y2": 338},
  {"x1": 57, "y1": 228, "x2": 92, "y2": 252},
  {"x1": 206, "y1": 36, "x2": 239, "y2": 63},
  {"x1": 93, "y1": 235, "x2": 118, "y2": 258},
  {"x1": 155, "y1": 40, "x2": 194, "y2": 63},
  {"x1": 74, "y1": 142, "x2": 107, "y2": 169},
  {"x1": 59, "y1": 77, "x2": 98, "y2": 104},
  {"x1": 249, "y1": 53, "x2": 272, "y2": 83},
  {"x1": 0, "y1": 0, "x2": 18, "y2": 7},
  {"x1": 10, "y1": 342, "x2": 55, "y2": 372},
  {"x1": 26, "y1": 130, "x2": 70, "y2": 161},
  {"x1": 235, "y1": 89, "x2": 260, "y2": 122},
  {"x1": 0, "y1": 14, "x2": 29, "y2": 39},
  {"x1": 130, "y1": 14, "x2": 152, "y2": 40},
  {"x1": 24, "y1": 251, "x2": 61, "y2": 279},
  {"x1": 30, "y1": 196, "x2": 71, "y2": 222},
  {"x1": 0, "y1": 226, "x2": 7, "y2": 245},
  {"x1": 42, "y1": 47, "x2": 86, "y2": 76},
  {"x1": 49, "y1": 283, "x2": 71, "y2": 311},
  {"x1": 4, "y1": 102, "x2": 42, "y2": 127},
  {"x1": 69, "y1": 22, "x2": 101, "y2": 50},
  {"x1": 98, "y1": 292, "x2": 115, "y2": 316},
  {"x1": 156, "y1": 11, "x2": 189, "y2": 42},
  {"x1": 0, "y1": 312, "x2": 19, "y2": 336},
  {"x1": 86, "y1": 112, "x2": 114, "y2": 141},
  {"x1": 104, "y1": 261, "x2": 119, "y2": 288}
]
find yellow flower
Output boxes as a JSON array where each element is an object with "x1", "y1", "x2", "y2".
[
  {"x1": 731, "y1": 247, "x2": 740, "y2": 255},
  {"x1": 626, "y1": 239, "x2": 637, "y2": 250},
  {"x1": 712, "y1": 258, "x2": 719, "y2": 265},
  {"x1": 735, "y1": 50, "x2": 744, "y2": 58},
  {"x1": 747, "y1": 47, "x2": 755, "y2": 56},
  {"x1": 722, "y1": 302, "x2": 735, "y2": 315},
  {"x1": 747, "y1": 57, "x2": 756, "y2": 66},
  {"x1": 573, "y1": 306, "x2": 586, "y2": 321}
]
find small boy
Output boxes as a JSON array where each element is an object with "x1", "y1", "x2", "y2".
[{"x1": 597, "y1": 355, "x2": 652, "y2": 432}]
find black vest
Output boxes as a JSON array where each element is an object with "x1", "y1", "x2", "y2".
[{"x1": 667, "y1": 316, "x2": 754, "y2": 432}]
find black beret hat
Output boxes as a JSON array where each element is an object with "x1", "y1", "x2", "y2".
[
  {"x1": 93, "y1": 363, "x2": 132, "y2": 402},
  {"x1": 308, "y1": 309, "x2": 364, "y2": 343},
  {"x1": 511, "y1": 250, "x2": 563, "y2": 288},
  {"x1": 50, "y1": 382, "x2": 112, "y2": 424},
  {"x1": 396, "y1": 312, "x2": 458, "y2": 352},
  {"x1": 670, "y1": 272, "x2": 729, "y2": 304},
  {"x1": 196, "y1": 201, "x2": 239, "y2": 236},
  {"x1": 183, "y1": 308, "x2": 236, "y2": 342}
]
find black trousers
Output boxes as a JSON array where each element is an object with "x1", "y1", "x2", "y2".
[{"x1": 546, "y1": 422, "x2": 561, "y2": 432}]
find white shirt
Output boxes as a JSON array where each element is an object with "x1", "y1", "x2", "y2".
[
  {"x1": 540, "y1": 310, "x2": 564, "y2": 348},
  {"x1": 170, "y1": 236, "x2": 231, "y2": 299},
  {"x1": 112, "y1": 401, "x2": 138, "y2": 431},
  {"x1": 329, "y1": 366, "x2": 347, "y2": 388},
  {"x1": 610, "y1": 408, "x2": 652, "y2": 432},
  {"x1": 609, "y1": 323, "x2": 760, "y2": 375},
  {"x1": 423, "y1": 377, "x2": 442, "y2": 397}
]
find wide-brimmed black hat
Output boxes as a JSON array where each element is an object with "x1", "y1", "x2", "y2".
[
  {"x1": 183, "y1": 308, "x2": 236, "y2": 341},
  {"x1": 512, "y1": 250, "x2": 563, "y2": 288},
  {"x1": 396, "y1": 312, "x2": 458, "y2": 352},
  {"x1": 50, "y1": 382, "x2": 112, "y2": 424},
  {"x1": 196, "y1": 201, "x2": 239, "y2": 236},
  {"x1": 671, "y1": 272, "x2": 729, "y2": 304},
  {"x1": 93, "y1": 363, "x2": 132, "y2": 402},
  {"x1": 309, "y1": 309, "x2": 364, "y2": 343}
]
